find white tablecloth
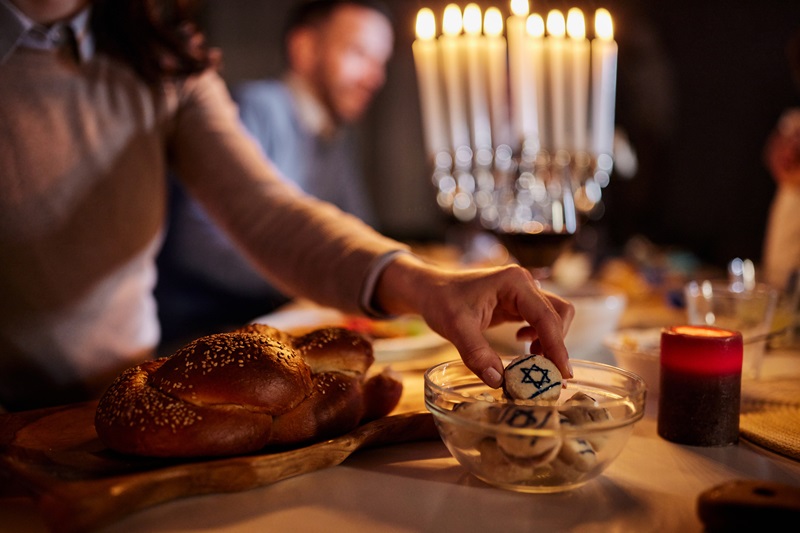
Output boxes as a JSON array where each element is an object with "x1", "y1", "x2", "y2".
[{"x1": 2, "y1": 347, "x2": 799, "y2": 533}]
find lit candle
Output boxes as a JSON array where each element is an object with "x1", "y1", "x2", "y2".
[
  {"x1": 566, "y1": 8, "x2": 589, "y2": 153},
  {"x1": 546, "y1": 10, "x2": 566, "y2": 152},
  {"x1": 525, "y1": 13, "x2": 546, "y2": 152},
  {"x1": 506, "y1": 0, "x2": 529, "y2": 152},
  {"x1": 463, "y1": 3, "x2": 491, "y2": 153},
  {"x1": 484, "y1": 7, "x2": 510, "y2": 150},
  {"x1": 440, "y1": 4, "x2": 470, "y2": 153},
  {"x1": 591, "y1": 8, "x2": 618, "y2": 157},
  {"x1": 657, "y1": 325, "x2": 743, "y2": 447},
  {"x1": 412, "y1": 8, "x2": 449, "y2": 160}
]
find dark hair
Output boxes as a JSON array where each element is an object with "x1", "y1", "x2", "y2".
[
  {"x1": 90, "y1": 0, "x2": 218, "y2": 85},
  {"x1": 281, "y1": 0, "x2": 393, "y2": 57}
]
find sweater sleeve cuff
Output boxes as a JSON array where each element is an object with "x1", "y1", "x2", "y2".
[{"x1": 358, "y1": 249, "x2": 412, "y2": 319}]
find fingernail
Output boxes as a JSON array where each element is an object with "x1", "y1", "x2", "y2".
[
  {"x1": 483, "y1": 367, "x2": 502, "y2": 388},
  {"x1": 533, "y1": 279, "x2": 541, "y2": 289},
  {"x1": 567, "y1": 360, "x2": 574, "y2": 378}
]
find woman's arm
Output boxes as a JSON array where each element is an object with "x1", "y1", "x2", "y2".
[{"x1": 168, "y1": 71, "x2": 572, "y2": 387}]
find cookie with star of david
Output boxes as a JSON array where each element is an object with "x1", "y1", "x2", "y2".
[
  {"x1": 495, "y1": 405, "x2": 562, "y2": 463},
  {"x1": 502, "y1": 354, "x2": 563, "y2": 401}
]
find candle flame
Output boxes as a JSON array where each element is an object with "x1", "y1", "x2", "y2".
[
  {"x1": 546, "y1": 10, "x2": 565, "y2": 38},
  {"x1": 510, "y1": 0, "x2": 529, "y2": 17},
  {"x1": 525, "y1": 14, "x2": 544, "y2": 38},
  {"x1": 442, "y1": 4, "x2": 463, "y2": 37},
  {"x1": 484, "y1": 7, "x2": 503, "y2": 37},
  {"x1": 415, "y1": 8, "x2": 436, "y2": 40},
  {"x1": 566, "y1": 8, "x2": 585, "y2": 39},
  {"x1": 463, "y1": 4, "x2": 482, "y2": 36},
  {"x1": 595, "y1": 8, "x2": 614, "y2": 40},
  {"x1": 673, "y1": 325, "x2": 736, "y2": 338}
]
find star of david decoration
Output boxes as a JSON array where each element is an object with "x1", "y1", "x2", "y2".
[{"x1": 520, "y1": 363, "x2": 551, "y2": 389}]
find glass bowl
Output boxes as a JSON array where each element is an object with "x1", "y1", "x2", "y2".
[
  {"x1": 604, "y1": 327, "x2": 661, "y2": 396},
  {"x1": 424, "y1": 358, "x2": 647, "y2": 493}
]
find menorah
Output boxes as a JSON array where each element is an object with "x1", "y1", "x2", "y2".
[{"x1": 412, "y1": 2, "x2": 617, "y2": 267}]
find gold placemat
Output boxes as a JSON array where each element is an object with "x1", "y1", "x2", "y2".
[
  {"x1": 742, "y1": 377, "x2": 800, "y2": 406},
  {"x1": 740, "y1": 378, "x2": 800, "y2": 461},
  {"x1": 740, "y1": 406, "x2": 800, "y2": 461}
]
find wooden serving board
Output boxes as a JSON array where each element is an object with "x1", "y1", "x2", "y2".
[{"x1": 0, "y1": 402, "x2": 438, "y2": 533}]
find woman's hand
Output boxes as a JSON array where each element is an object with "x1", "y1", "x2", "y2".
[{"x1": 375, "y1": 254, "x2": 574, "y2": 388}]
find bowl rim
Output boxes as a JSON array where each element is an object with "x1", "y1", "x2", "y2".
[
  {"x1": 603, "y1": 327, "x2": 661, "y2": 356},
  {"x1": 426, "y1": 401, "x2": 642, "y2": 435},
  {"x1": 424, "y1": 358, "x2": 647, "y2": 431}
]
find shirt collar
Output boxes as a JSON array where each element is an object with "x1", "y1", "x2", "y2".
[
  {"x1": 0, "y1": 0, "x2": 94, "y2": 65},
  {"x1": 284, "y1": 72, "x2": 338, "y2": 139}
]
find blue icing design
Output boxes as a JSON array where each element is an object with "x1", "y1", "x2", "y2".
[
  {"x1": 575, "y1": 438, "x2": 596, "y2": 457},
  {"x1": 521, "y1": 364, "x2": 551, "y2": 388},
  {"x1": 503, "y1": 407, "x2": 555, "y2": 429},
  {"x1": 527, "y1": 381, "x2": 561, "y2": 400},
  {"x1": 508, "y1": 356, "x2": 562, "y2": 399}
]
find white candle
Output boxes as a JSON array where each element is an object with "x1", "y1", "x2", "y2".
[
  {"x1": 440, "y1": 4, "x2": 470, "y2": 152},
  {"x1": 412, "y1": 8, "x2": 449, "y2": 160},
  {"x1": 463, "y1": 3, "x2": 492, "y2": 153},
  {"x1": 566, "y1": 8, "x2": 589, "y2": 153},
  {"x1": 484, "y1": 7, "x2": 510, "y2": 150},
  {"x1": 506, "y1": 0, "x2": 529, "y2": 152},
  {"x1": 591, "y1": 8, "x2": 618, "y2": 157},
  {"x1": 525, "y1": 13, "x2": 546, "y2": 152},
  {"x1": 546, "y1": 10, "x2": 566, "y2": 152}
]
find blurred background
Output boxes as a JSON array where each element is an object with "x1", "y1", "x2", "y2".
[{"x1": 198, "y1": 0, "x2": 800, "y2": 271}]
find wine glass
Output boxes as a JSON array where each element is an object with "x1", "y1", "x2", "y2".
[{"x1": 433, "y1": 147, "x2": 599, "y2": 275}]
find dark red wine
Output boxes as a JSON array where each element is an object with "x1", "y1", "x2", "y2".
[{"x1": 495, "y1": 231, "x2": 574, "y2": 268}]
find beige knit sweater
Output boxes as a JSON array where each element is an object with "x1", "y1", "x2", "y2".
[{"x1": 0, "y1": 46, "x2": 402, "y2": 409}]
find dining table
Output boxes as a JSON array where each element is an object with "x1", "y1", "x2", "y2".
[{"x1": 2, "y1": 299, "x2": 800, "y2": 533}]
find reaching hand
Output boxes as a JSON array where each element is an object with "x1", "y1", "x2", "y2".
[{"x1": 375, "y1": 254, "x2": 574, "y2": 388}]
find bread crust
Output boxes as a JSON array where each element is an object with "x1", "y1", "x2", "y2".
[
  {"x1": 95, "y1": 359, "x2": 276, "y2": 457},
  {"x1": 95, "y1": 324, "x2": 402, "y2": 457}
]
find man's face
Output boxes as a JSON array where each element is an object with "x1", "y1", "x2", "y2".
[{"x1": 306, "y1": 5, "x2": 394, "y2": 124}]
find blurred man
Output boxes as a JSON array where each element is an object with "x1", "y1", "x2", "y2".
[{"x1": 156, "y1": 0, "x2": 395, "y2": 351}]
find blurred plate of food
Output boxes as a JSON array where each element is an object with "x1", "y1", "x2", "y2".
[{"x1": 251, "y1": 305, "x2": 448, "y2": 361}]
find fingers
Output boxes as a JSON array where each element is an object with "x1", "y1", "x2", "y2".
[
  {"x1": 516, "y1": 291, "x2": 574, "y2": 336},
  {"x1": 547, "y1": 292, "x2": 575, "y2": 333},
  {"x1": 414, "y1": 264, "x2": 574, "y2": 387},
  {"x1": 488, "y1": 269, "x2": 574, "y2": 380},
  {"x1": 449, "y1": 329, "x2": 505, "y2": 389},
  {"x1": 514, "y1": 280, "x2": 575, "y2": 379}
]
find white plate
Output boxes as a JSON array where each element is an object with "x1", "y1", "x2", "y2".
[{"x1": 250, "y1": 306, "x2": 448, "y2": 361}]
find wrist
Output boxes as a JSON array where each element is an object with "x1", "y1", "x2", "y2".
[{"x1": 372, "y1": 252, "x2": 434, "y2": 317}]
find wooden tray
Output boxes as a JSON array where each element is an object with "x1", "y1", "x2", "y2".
[{"x1": 0, "y1": 402, "x2": 438, "y2": 532}]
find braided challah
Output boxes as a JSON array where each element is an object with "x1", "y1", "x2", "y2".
[{"x1": 95, "y1": 324, "x2": 403, "y2": 457}]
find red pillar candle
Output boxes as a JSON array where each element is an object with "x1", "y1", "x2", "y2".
[{"x1": 657, "y1": 325, "x2": 743, "y2": 446}]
